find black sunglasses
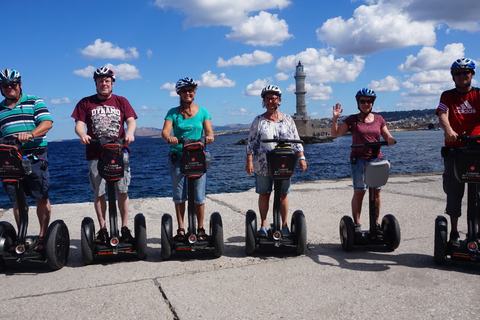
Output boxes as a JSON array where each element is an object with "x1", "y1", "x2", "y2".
[{"x1": 453, "y1": 71, "x2": 472, "y2": 76}]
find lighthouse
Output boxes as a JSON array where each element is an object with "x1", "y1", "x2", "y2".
[{"x1": 292, "y1": 61, "x2": 312, "y2": 137}]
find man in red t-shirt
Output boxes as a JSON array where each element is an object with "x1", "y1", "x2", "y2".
[
  {"x1": 436, "y1": 58, "x2": 480, "y2": 247},
  {"x1": 71, "y1": 66, "x2": 137, "y2": 243}
]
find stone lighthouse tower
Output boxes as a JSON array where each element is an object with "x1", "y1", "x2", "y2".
[
  {"x1": 293, "y1": 61, "x2": 310, "y2": 120},
  {"x1": 293, "y1": 61, "x2": 312, "y2": 136}
]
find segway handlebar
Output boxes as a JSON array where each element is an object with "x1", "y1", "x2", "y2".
[
  {"x1": 457, "y1": 134, "x2": 480, "y2": 142},
  {"x1": 351, "y1": 140, "x2": 395, "y2": 148},
  {"x1": 178, "y1": 137, "x2": 206, "y2": 145},
  {"x1": 261, "y1": 138, "x2": 304, "y2": 144},
  {"x1": 89, "y1": 137, "x2": 125, "y2": 144}
]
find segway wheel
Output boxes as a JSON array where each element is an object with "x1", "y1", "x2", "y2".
[
  {"x1": 45, "y1": 220, "x2": 70, "y2": 270},
  {"x1": 382, "y1": 214, "x2": 401, "y2": 251},
  {"x1": 81, "y1": 217, "x2": 95, "y2": 265},
  {"x1": 210, "y1": 212, "x2": 224, "y2": 258},
  {"x1": 0, "y1": 221, "x2": 16, "y2": 272},
  {"x1": 134, "y1": 213, "x2": 147, "y2": 260},
  {"x1": 339, "y1": 216, "x2": 355, "y2": 252},
  {"x1": 245, "y1": 210, "x2": 257, "y2": 256},
  {"x1": 291, "y1": 210, "x2": 307, "y2": 255},
  {"x1": 161, "y1": 214, "x2": 173, "y2": 261},
  {"x1": 434, "y1": 215, "x2": 448, "y2": 265}
]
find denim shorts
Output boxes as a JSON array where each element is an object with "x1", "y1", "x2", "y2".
[
  {"x1": 3, "y1": 151, "x2": 50, "y2": 202},
  {"x1": 168, "y1": 153, "x2": 206, "y2": 205},
  {"x1": 351, "y1": 158, "x2": 381, "y2": 191},
  {"x1": 88, "y1": 160, "x2": 130, "y2": 197},
  {"x1": 254, "y1": 173, "x2": 291, "y2": 194}
]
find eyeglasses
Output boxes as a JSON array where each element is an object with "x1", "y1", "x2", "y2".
[
  {"x1": 1, "y1": 83, "x2": 18, "y2": 89},
  {"x1": 264, "y1": 97, "x2": 279, "y2": 102},
  {"x1": 359, "y1": 99, "x2": 373, "y2": 105},
  {"x1": 180, "y1": 88, "x2": 195, "y2": 94},
  {"x1": 453, "y1": 71, "x2": 472, "y2": 77}
]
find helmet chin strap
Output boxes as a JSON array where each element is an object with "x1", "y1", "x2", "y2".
[{"x1": 97, "y1": 90, "x2": 112, "y2": 99}]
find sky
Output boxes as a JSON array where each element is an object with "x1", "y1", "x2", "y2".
[{"x1": 2, "y1": 0, "x2": 480, "y2": 141}]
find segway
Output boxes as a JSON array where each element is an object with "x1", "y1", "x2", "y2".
[
  {"x1": 0, "y1": 137, "x2": 70, "y2": 271},
  {"x1": 339, "y1": 141, "x2": 400, "y2": 252},
  {"x1": 161, "y1": 138, "x2": 223, "y2": 260},
  {"x1": 434, "y1": 135, "x2": 480, "y2": 264},
  {"x1": 245, "y1": 138, "x2": 307, "y2": 255},
  {"x1": 80, "y1": 138, "x2": 147, "y2": 265}
]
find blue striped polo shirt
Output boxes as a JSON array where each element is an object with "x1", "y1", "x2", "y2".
[{"x1": 0, "y1": 94, "x2": 53, "y2": 149}]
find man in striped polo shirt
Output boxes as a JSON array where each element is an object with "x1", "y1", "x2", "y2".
[{"x1": 0, "y1": 69, "x2": 53, "y2": 250}]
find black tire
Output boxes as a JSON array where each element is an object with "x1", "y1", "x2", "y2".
[
  {"x1": 134, "y1": 213, "x2": 147, "y2": 260},
  {"x1": 0, "y1": 221, "x2": 16, "y2": 272},
  {"x1": 339, "y1": 215, "x2": 355, "y2": 252},
  {"x1": 161, "y1": 214, "x2": 173, "y2": 261},
  {"x1": 81, "y1": 217, "x2": 95, "y2": 265},
  {"x1": 245, "y1": 210, "x2": 257, "y2": 256},
  {"x1": 45, "y1": 220, "x2": 70, "y2": 270},
  {"x1": 291, "y1": 210, "x2": 307, "y2": 255},
  {"x1": 434, "y1": 215, "x2": 448, "y2": 265},
  {"x1": 210, "y1": 212, "x2": 224, "y2": 258},
  {"x1": 382, "y1": 214, "x2": 401, "y2": 251}
]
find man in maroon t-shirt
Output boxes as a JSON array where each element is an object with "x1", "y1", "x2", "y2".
[
  {"x1": 71, "y1": 66, "x2": 137, "y2": 243},
  {"x1": 436, "y1": 58, "x2": 480, "y2": 247}
]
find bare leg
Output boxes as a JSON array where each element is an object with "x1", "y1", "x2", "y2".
[
  {"x1": 35, "y1": 199, "x2": 51, "y2": 237},
  {"x1": 175, "y1": 202, "x2": 186, "y2": 230},
  {"x1": 195, "y1": 203, "x2": 205, "y2": 229},
  {"x1": 351, "y1": 189, "x2": 366, "y2": 224},
  {"x1": 117, "y1": 192, "x2": 129, "y2": 228},
  {"x1": 94, "y1": 195, "x2": 107, "y2": 229},
  {"x1": 374, "y1": 189, "x2": 381, "y2": 224},
  {"x1": 258, "y1": 193, "x2": 271, "y2": 228}
]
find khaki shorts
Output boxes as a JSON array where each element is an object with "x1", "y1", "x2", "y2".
[{"x1": 88, "y1": 160, "x2": 130, "y2": 197}]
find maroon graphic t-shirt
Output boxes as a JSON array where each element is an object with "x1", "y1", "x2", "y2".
[{"x1": 71, "y1": 94, "x2": 137, "y2": 160}]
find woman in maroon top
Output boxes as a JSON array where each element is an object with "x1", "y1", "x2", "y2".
[{"x1": 331, "y1": 88, "x2": 395, "y2": 235}]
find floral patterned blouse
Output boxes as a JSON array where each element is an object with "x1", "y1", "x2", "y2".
[{"x1": 246, "y1": 113, "x2": 303, "y2": 176}]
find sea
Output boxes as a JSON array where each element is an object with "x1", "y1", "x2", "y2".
[{"x1": 0, "y1": 130, "x2": 445, "y2": 209}]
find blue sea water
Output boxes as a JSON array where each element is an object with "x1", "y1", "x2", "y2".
[{"x1": 0, "y1": 130, "x2": 445, "y2": 209}]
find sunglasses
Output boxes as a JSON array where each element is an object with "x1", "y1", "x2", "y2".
[
  {"x1": 180, "y1": 88, "x2": 195, "y2": 94},
  {"x1": 1, "y1": 83, "x2": 19, "y2": 89},
  {"x1": 359, "y1": 99, "x2": 373, "y2": 105},
  {"x1": 453, "y1": 71, "x2": 472, "y2": 76}
]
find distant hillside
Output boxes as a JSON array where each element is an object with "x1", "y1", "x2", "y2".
[{"x1": 135, "y1": 109, "x2": 437, "y2": 136}]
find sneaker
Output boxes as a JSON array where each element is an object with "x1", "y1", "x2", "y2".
[
  {"x1": 258, "y1": 226, "x2": 267, "y2": 236},
  {"x1": 449, "y1": 231, "x2": 460, "y2": 248},
  {"x1": 96, "y1": 228, "x2": 109, "y2": 243},
  {"x1": 281, "y1": 226, "x2": 291, "y2": 237},
  {"x1": 121, "y1": 226, "x2": 133, "y2": 243},
  {"x1": 376, "y1": 223, "x2": 383, "y2": 235},
  {"x1": 354, "y1": 223, "x2": 362, "y2": 234}
]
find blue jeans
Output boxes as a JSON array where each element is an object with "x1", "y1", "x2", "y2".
[
  {"x1": 351, "y1": 158, "x2": 381, "y2": 191},
  {"x1": 254, "y1": 173, "x2": 291, "y2": 194},
  {"x1": 168, "y1": 153, "x2": 206, "y2": 205}
]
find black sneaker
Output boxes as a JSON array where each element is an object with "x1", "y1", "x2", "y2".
[
  {"x1": 449, "y1": 231, "x2": 460, "y2": 248},
  {"x1": 121, "y1": 226, "x2": 133, "y2": 243},
  {"x1": 354, "y1": 223, "x2": 362, "y2": 234},
  {"x1": 96, "y1": 228, "x2": 109, "y2": 243}
]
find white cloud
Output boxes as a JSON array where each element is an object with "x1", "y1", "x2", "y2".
[
  {"x1": 147, "y1": 49, "x2": 153, "y2": 58},
  {"x1": 228, "y1": 107, "x2": 256, "y2": 117},
  {"x1": 243, "y1": 78, "x2": 271, "y2": 97},
  {"x1": 276, "y1": 48, "x2": 365, "y2": 83},
  {"x1": 275, "y1": 72, "x2": 289, "y2": 81},
  {"x1": 73, "y1": 63, "x2": 140, "y2": 80},
  {"x1": 153, "y1": 1, "x2": 292, "y2": 46},
  {"x1": 73, "y1": 65, "x2": 96, "y2": 78},
  {"x1": 285, "y1": 83, "x2": 333, "y2": 101},
  {"x1": 316, "y1": 3, "x2": 436, "y2": 55},
  {"x1": 217, "y1": 50, "x2": 273, "y2": 67},
  {"x1": 406, "y1": 70, "x2": 451, "y2": 84},
  {"x1": 50, "y1": 97, "x2": 72, "y2": 105},
  {"x1": 398, "y1": 43, "x2": 465, "y2": 72},
  {"x1": 404, "y1": 0, "x2": 480, "y2": 32},
  {"x1": 197, "y1": 71, "x2": 235, "y2": 88},
  {"x1": 80, "y1": 39, "x2": 139, "y2": 60},
  {"x1": 226, "y1": 11, "x2": 292, "y2": 46},
  {"x1": 368, "y1": 76, "x2": 400, "y2": 92}
]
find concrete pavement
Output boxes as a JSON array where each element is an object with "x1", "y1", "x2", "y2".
[{"x1": 1, "y1": 172, "x2": 479, "y2": 319}]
